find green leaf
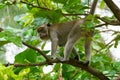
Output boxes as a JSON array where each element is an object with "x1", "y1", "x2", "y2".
[
  {"x1": 100, "y1": 0, "x2": 105, "y2": 9},
  {"x1": 85, "y1": 21, "x2": 95, "y2": 28},
  {"x1": 113, "y1": 62, "x2": 120, "y2": 70},
  {"x1": 33, "y1": 18, "x2": 48, "y2": 26},
  {"x1": 102, "y1": 16, "x2": 116, "y2": 22},
  {"x1": 65, "y1": 5, "x2": 88, "y2": 13},
  {"x1": 34, "y1": 9, "x2": 62, "y2": 23},
  {"x1": 15, "y1": 49, "x2": 38, "y2": 63},
  {"x1": 97, "y1": 42, "x2": 106, "y2": 48},
  {"x1": 0, "y1": 64, "x2": 22, "y2": 80},
  {"x1": 0, "y1": 3, "x2": 6, "y2": 9},
  {"x1": 63, "y1": 0, "x2": 88, "y2": 14},
  {"x1": 53, "y1": 63, "x2": 61, "y2": 72},
  {"x1": 81, "y1": 73, "x2": 90, "y2": 80},
  {"x1": 114, "y1": 35, "x2": 120, "y2": 48},
  {"x1": 72, "y1": 72, "x2": 81, "y2": 80},
  {"x1": 62, "y1": 64, "x2": 76, "y2": 79},
  {"x1": 52, "y1": 0, "x2": 68, "y2": 4},
  {"x1": 93, "y1": 16, "x2": 100, "y2": 24},
  {"x1": 19, "y1": 68, "x2": 30, "y2": 76},
  {"x1": 0, "y1": 41, "x2": 10, "y2": 46},
  {"x1": 0, "y1": 31, "x2": 22, "y2": 47},
  {"x1": 20, "y1": 13, "x2": 34, "y2": 27},
  {"x1": 86, "y1": 14, "x2": 94, "y2": 20},
  {"x1": 41, "y1": 41, "x2": 46, "y2": 50}
]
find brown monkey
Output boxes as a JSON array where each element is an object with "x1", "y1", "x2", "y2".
[{"x1": 37, "y1": 19, "x2": 92, "y2": 64}]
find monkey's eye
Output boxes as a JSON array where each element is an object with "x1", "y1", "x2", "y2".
[
  {"x1": 37, "y1": 29, "x2": 42, "y2": 32},
  {"x1": 47, "y1": 23, "x2": 51, "y2": 27},
  {"x1": 38, "y1": 30, "x2": 45, "y2": 33}
]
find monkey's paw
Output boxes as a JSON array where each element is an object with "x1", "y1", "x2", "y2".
[
  {"x1": 74, "y1": 55, "x2": 80, "y2": 61},
  {"x1": 56, "y1": 57, "x2": 64, "y2": 61},
  {"x1": 50, "y1": 55, "x2": 56, "y2": 60},
  {"x1": 61, "y1": 58, "x2": 69, "y2": 61},
  {"x1": 83, "y1": 61, "x2": 90, "y2": 66}
]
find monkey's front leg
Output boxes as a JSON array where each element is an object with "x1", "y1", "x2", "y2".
[{"x1": 51, "y1": 38, "x2": 58, "y2": 59}]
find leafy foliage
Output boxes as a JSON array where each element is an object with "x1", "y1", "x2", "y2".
[
  {"x1": 0, "y1": 30, "x2": 22, "y2": 47},
  {"x1": 0, "y1": 64, "x2": 30, "y2": 80},
  {"x1": 0, "y1": 0, "x2": 120, "y2": 80}
]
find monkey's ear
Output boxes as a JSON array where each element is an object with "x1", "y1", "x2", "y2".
[{"x1": 47, "y1": 23, "x2": 51, "y2": 27}]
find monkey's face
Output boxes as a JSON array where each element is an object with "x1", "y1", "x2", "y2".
[{"x1": 37, "y1": 27, "x2": 49, "y2": 40}]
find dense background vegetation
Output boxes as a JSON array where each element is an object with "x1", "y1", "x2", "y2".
[{"x1": 0, "y1": 0, "x2": 120, "y2": 80}]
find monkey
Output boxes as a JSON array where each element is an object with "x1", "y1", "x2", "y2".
[{"x1": 37, "y1": 19, "x2": 93, "y2": 65}]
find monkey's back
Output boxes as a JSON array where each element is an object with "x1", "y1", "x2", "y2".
[{"x1": 50, "y1": 20, "x2": 80, "y2": 46}]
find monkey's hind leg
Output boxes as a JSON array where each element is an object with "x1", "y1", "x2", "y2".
[
  {"x1": 84, "y1": 37, "x2": 92, "y2": 66},
  {"x1": 63, "y1": 36, "x2": 80, "y2": 61},
  {"x1": 72, "y1": 47, "x2": 80, "y2": 61},
  {"x1": 63, "y1": 39, "x2": 74, "y2": 61}
]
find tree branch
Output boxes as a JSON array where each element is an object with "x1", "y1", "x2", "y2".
[
  {"x1": 36, "y1": 0, "x2": 40, "y2": 7},
  {"x1": 62, "y1": 13, "x2": 88, "y2": 16},
  {"x1": 95, "y1": 22, "x2": 120, "y2": 28},
  {"x1": 4, "y1": 59, "x2": 109, "y2": 80},
  {"x1": 95, "y1": 16, "x2": 120, "y2": 28},
  {"x1": 97, "y1": 16, "x2": 120, "y2": 25},
  {"x1": 20, "y1": 0, "x2": 88, "y2": 17},
  {"x1": 90, "y1": 0, "x2": 98, "y2": 15},
  {"x1": 0, "y1": 28, "x2": 109, "y2": 79},
  {"x1": 22, "y1": 41, "x2": 51, "y2": 61},
  {"x1": 20, "y1": 0, "x2": 50, "y2": 10},
  {"x1": 104, "y1": 0, "x2": 120, "y2": 22}
]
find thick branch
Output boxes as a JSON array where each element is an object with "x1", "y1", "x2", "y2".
[
  {"x1": 4, "y1": 59, "x2": 109, "y2": 80},
  {"x1": 67, "y1": 60, "x2": 109, "y2": 80},
  {"x1": 90, "y1": 0, "x2": 98, "y2": 15},
  {"x1": 104, "y1": 0, "x2": 120, "y2": 22}
]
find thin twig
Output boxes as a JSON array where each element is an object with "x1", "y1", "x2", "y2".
[
  {"x1": 36, "y1": 0, "x2": 40, "y2": 7},
  {"x1": 100, "y1": 29, "x2": 120, "y2": 33},
  {"x1": 90, "y1": 0, "x2": 98, "y2": 15},
  {"x1": 20, "y1": 0, "x2": 50, "y2": 10}
]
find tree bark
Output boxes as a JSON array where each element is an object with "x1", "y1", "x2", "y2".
[{"x1": 104, "y1": 0, "x2": 120, "y2": 22}]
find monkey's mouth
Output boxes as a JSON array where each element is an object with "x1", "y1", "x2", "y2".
[
  {"x1": 40, "y1": 35, "x2": 45, "y2": 38},
  {"x1": 39, "y1": 34, "x2": 45, "y2": 37},
  {"x1": 40, "y1": 35, "x2": 48, "y2": 40}
]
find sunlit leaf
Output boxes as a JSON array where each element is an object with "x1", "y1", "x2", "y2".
[
  {"x1": 0, "y1": 31, "x2": 22, "y2": 47},
  {"x1": 100, "y1": 0, "x2": 105, "y2": 9},
  {"x1": 0, "y1": 3, "x2": 6, "y2": 9},
  {"x1": 114, "y1": 35, "x2": 120, "y2": 48},
  {"x1": 19, "y1": 68, "x2": 30, "y2": 76},
  {"x1": 0, "y1": 41, "x2": 9, "y2": 46},
  {"x1": 15, "y1": 49, "x2": 38, "y2": 63},
  {"x1": 53, "y1": 63, "x2": 61, "y2": 72}
]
